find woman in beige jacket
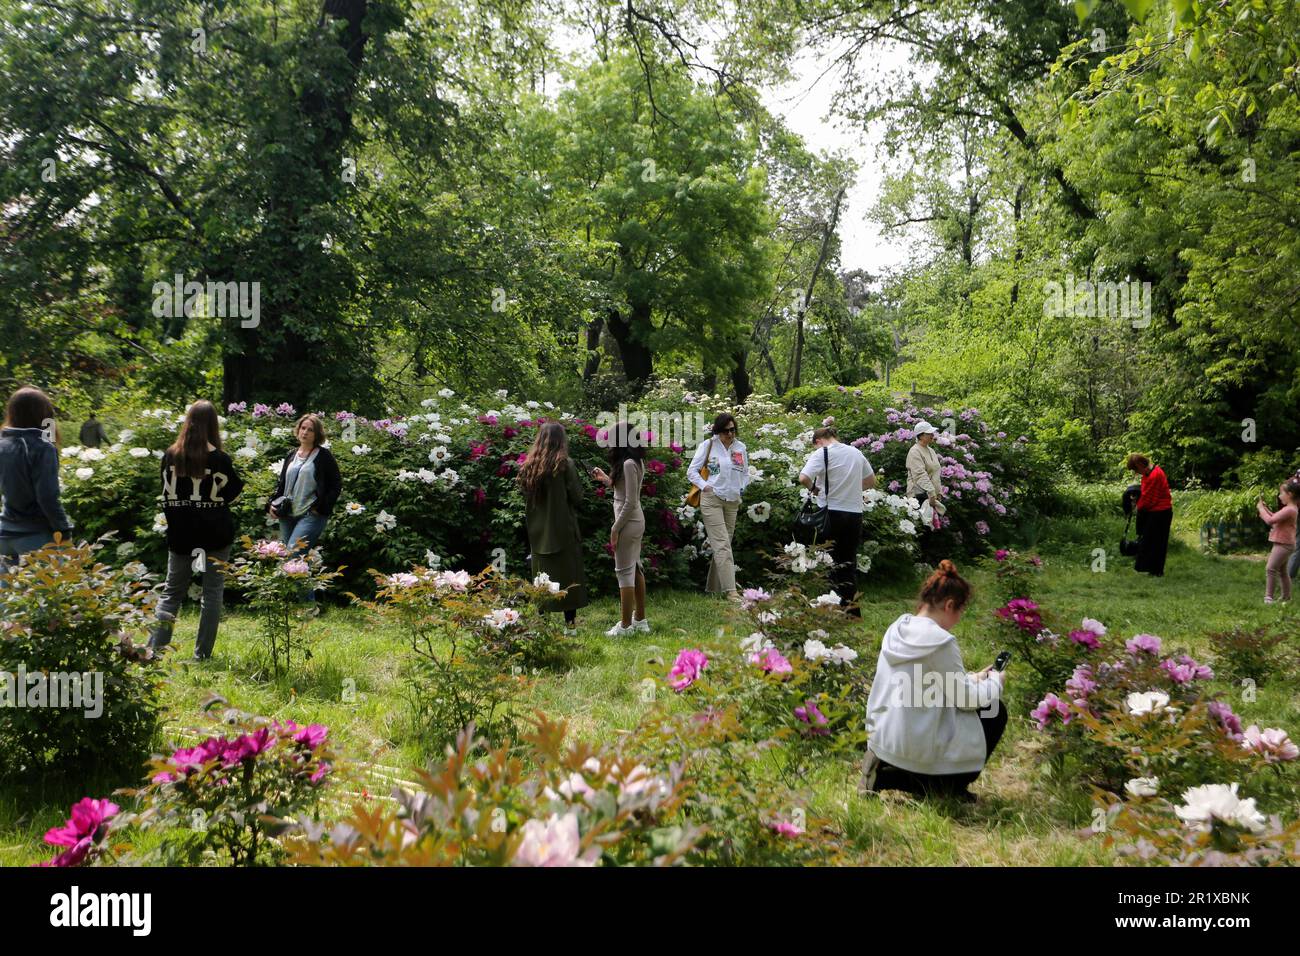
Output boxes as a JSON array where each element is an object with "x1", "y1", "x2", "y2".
[{"x1": 905, "y1": 421, "x2": 944, "y2": 518}]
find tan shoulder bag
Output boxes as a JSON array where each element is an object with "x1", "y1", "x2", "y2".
[{"x1": 685, "y1": 437, "x2": 714, "y2": 508}]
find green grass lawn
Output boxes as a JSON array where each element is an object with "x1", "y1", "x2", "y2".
[{"x1": 4, "y1": 516, "x2": 1298, "y2": 866}]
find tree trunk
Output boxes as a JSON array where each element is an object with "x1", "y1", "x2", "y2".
[
  {"x1": 606, "y1": 303, "x2": 654, "y2": 393},
  {"x1": 730, "y1": 350, "x2": 751, "y2": 403},
  {"x1": 788, "y1": 185, "x2": 845, "y2": 392},
  {"x1": 582, "y1": 313, "x2": 605, "y2": 381}
]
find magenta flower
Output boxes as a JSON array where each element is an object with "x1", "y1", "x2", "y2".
[
  {"x1": 502, "y1": 427, "x2": 517, "y2": 439},
  {"x1": 582, "y1": 424, "x2": 598, "y2": 439},
  {"x1": 669, "y1": 648, "x2": 708, "y2": 692},
  {"x1": 646, "y1": 459, "x2": 666, "y2": 475},
  {"x1": 39, "y1": 798, "x2": 120, "y2": 867},
  {"x1": 669, "y1": 442, "x2": 683, "y2": 453},
  {"x1": 293, "y1": 724, "x2": 328, "y2": 750},
  {"x1": 1030, "y1": 693, "x2": 1072, "y2": 730},
  {"x1": 1126, "y1": 634, "x2": 1162, "y2": 656},
  {"x1": 1068, "y1": 628, "x2": 1100, "y2": 651},
  {"x1": 751, "y1": 647, "x2": 792, "y2": 675},
  {"x1": 275, "y1": 403, "x2": 296, "y2": 417},
  {"x1": 310, "y1": 762, "x2": 332, "y2": 784},
  {"x1": 1160, "y1": 655, "x2": 1213, "y2": 684},
  {"x1": 975, "y1": 521, "x2": 990, "y2": 536},
  {"x1": 769, "y1": 819, "x2": 804, "y2": 838},
  {"x1": 469, "y1": 442, "x2": 488, "y2": 461},
  {"x1": 1209, "y1": 700, "x2": 1244, "y2": 740},
  {"x1": 794, "y1": 700, "x2": 830, "y2": 735},
  {"x1": 994, "y1": 549, "x2": 1010, "y2": 561},
  {"x1": 996, "y1": 598, "x2": 1042, "y2": 635}
]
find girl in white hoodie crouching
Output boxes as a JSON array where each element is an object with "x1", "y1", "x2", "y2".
[{"x1": 862, "y1": 560, "x2": 1007, "y2": 800}]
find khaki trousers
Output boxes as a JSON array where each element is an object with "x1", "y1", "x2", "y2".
[{"x1": 700, "y1": 489, "x2": 740, "y2": 593}]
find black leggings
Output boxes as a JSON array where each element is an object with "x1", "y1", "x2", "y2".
[
  {"x1": 564, "y1": 609, "x2": 576, "y2": 625},
  {"x1": 874, "y1": 703, "x2": 1008, "y2": 798}
]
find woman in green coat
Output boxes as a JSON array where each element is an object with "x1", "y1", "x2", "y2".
[{"x1": 519, "y1": 421, "x2": 589, "y2": 634}]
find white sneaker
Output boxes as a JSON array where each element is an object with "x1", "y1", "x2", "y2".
[
  {"x1": 606, "y1": 622, "x2": 635, "y2": 637},
  {"x1": 630, "y1": 618, "x2": 650, "y2": 633}
]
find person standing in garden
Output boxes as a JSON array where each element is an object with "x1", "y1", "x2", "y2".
[
  {"x1": 1257, "y1": 478, "x2": 1300, "y2": 604},
  {"x1": 686, "y1": 412, "x2": 750, "y2": 600},
  {"x1": 591, "y1": 422, "x2": 648, "y2": 636},
  {"x1": 151, "y1": 400, "x2": 245, "y2": 659},
  {"x1": 519, "y1": 421, "x2": 588, "y2": 635},
  {"x1": 0, "y1": 386, "x2": 74, "y2": 572},
  {"x1": 905, "y1": 421, "x2": 944, "y2": 516},
  {"x1": 861, "y1": 560, "x2": 1007, "y2": 801},
  {"x1": 78, "y1": 410, "x2": 109, "y2": 448},
  {"x1": 1126, "y1": 453, "x2": 1173, "y2": 577},
  {"x1": 269, "y1": 413, "x2": 342, "y2": 604},
  {"x1": 799, "y1": 426, "x2": 875, "y2": 616}
]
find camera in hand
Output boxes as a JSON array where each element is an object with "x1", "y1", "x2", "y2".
[{"x1": 270, "y1": 496, "x2": 293, "y2": 519}]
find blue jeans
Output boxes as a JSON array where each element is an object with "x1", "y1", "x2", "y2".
[
  {"x1": 280, "y1": 512, "x2": 328, "y2": 602},
  {"x1": 0, "y1": 530, "x2": 55, "y2": 575}
]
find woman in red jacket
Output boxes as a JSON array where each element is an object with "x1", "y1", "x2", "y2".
[{"x1": 1126, "y1": 453, "x2": 1172, "y2": 576}]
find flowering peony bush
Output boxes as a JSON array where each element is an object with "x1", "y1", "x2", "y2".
[
  {"x1": 114, "y1": 715, "x2": 337, "y2": 866},
  {"x1": 36, "y1": 798, "x2": 121, "y2": 867},
  {"x1": 58, "y1": 389, "x2": 1043, "y2": 598},
  {"x1": 288, "y1": 716, "x2": 699, "y2": 866},
  {"x1": 226, "y1": 536, "x2": 343, "y2": 678},
  {"x1": 360, "y1": 565, "x2": 578, "y2": 754}
]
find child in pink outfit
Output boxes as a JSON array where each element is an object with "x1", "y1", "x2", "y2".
[{"x1": 1257, "y1": 478, "x2": 1300, "y2": 602}]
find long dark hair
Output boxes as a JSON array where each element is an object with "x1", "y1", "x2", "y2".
[
  {"x1": 518, "y1": 422, "x2": 570, "y2": 498},
  {"x1": 4, "y1": 386, "x2": 59, "y2": 442},
  {"x1": 169, "y1": 400, "x2": 222, "y2": 478},
  {"x1": 607, "y1": 421, "x2": 645, "y2": 489}
]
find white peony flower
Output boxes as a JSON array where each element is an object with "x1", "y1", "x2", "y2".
[
  {"x1": 1174, "y1": 783, "x2": 1267, "y2": 833},
  {"x1": 80, "y1": 447, "x2": 106, "y2": 462},
  {"x1": 344, "y1": 502, "x2": 365, "y2": 515},
  {"x1": 439, "y1": 468, "x2": 460, "y2": 487},
  {"x1": 1126, "y1": 690, "x2": 1170, "y2": 716},
  {"x1": 428, "y1": 445, "x2": 451, "y2": 465},
  {"x1": 438, "y1": 388, "x2": 455, "y2": 399},
  {"x1": 483, "y1": 607, "x2": 521, "y2": 630},
  {"x1": 857, "y1": 553, "x2": 872, "y2": 574},
  {"x1": 1080, "y1": 617, "x2": 1107, "y2": 636},
  {"x1": 532, "y1": 573, "x2": 561, "y2": 593},
  {"x1": 898, "y1": 519, "x2": 917, "y2": 535},
  {"x1": 740, "y1": 632, "x2": 773, "y2": 653},
  {"x1": 811, "y1": 590, "x2": 841, "y2": 608},
  {"x1": 152, "y1": 513, "x2": 168, "y2": 534},
  {"x1": 1125, "y1": 777, "x2": 1160, "y2": 798},
  {"x1": 234, "y1": 446, "x2": 256, "y2": 459},
  {"x1": 351, "y1": 444, "x2": 371, "y2": 456},
  {"x1": 425, "y1": 550, "x2": 442, "y2": 569},
  {"x1": 747, "y1": 501, "x2": 771, "y2": 523},
  {"x1": 374, "y1": 510, "x2": 397, "y2": 533},
  {"x1": 74, "y1": 467, "x2": 94, "y2": 480}
]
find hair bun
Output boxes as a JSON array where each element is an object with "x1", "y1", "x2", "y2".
[{"x1": 937, "y1": 559, "x2": 957, "y2": 576}]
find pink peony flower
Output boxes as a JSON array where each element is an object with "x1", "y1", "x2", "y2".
[
  {"x1": 1209, "y1": 700, "x2": 1244, "y2": 740},
  {"x1": 1068, "y1": 628, "x2": 1100, "y2": 650},
  {"x1": 996, "y1": 598, "x2": 1042, "y2": 635},
  {"x1": 1065, "y1": 665, "x2": 1096, "y2": 706},
  {"x1": 1241, "y1": 725, "x2": 1299, "y2": 763},
  {"x1": 769, "y1": 819, "x2": 805, "y2": 838},
  {"x1": 293, "y1": 724, "x2": 329, "y2": 750},
  {"x1": 794, "y1": 700, "x2": 830, "y2": 735},
  {"x1": 1160, "y1": 655, "x2": 1213, "y2": 685},
  {"x1": 281, "y1": 558, "x2": 309, "y2": 576},
  {"x1": 1126, "y1": 633, "x2": 1162, "y2": 656},
  {"x1": 1030, "y1": 693, "x2": 1072, "y2": 730},
  {"x1": 512, "y1": 813, "x2": 599, "y2": 867},
  {"x1": 669, "y1": 648, "x2": 708, "y2": 692},
  {"x1": 751, "y1": 647, "x2": 792, "y2": 675}
]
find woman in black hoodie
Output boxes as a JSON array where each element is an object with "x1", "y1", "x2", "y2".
[{"x1": 149, "y1": 400, "x2": 245, "y2": 659}]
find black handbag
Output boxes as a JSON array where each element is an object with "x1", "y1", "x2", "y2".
[
  {"x1": 1120, "y1": 512, "x2": 1141, "y2": 557},
  {"x1": 793, "y1": 446, "x2": 831, "y2": 543}
]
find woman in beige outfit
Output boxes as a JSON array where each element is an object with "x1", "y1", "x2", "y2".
[
  {"x1": 905, "y1": 421, "x2": 945, "y2": 522},
  {"x1": 591, "y1": 423, "x2": 648, "y2": 637}
]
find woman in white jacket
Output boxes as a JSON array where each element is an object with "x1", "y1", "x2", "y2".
[{"x1": 862, "y1": 560, "x2": 1008, "y2": 800}]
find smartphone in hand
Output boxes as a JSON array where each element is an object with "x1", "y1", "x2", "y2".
[{"x1": 992, "y1": 650, "x2": 1011, "y2": 672}]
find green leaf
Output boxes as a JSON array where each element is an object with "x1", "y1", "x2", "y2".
[
  {"x1": 1074, "y1": 0, "x2": 1099, "y2": 27},
  {"x1": 1121, "y1": 0, "x2": 1156, "y2": 20}
]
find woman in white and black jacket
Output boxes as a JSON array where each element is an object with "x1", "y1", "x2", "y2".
[
  {"x1": 150, "y1": 400, "x2": 245, "y2": 659},
  {"x1": 269, "y1": 413, "x2": 342, "y2": 562},
  {"x1": 0, "y1": 386, "x2": 75, "y2": 572}
]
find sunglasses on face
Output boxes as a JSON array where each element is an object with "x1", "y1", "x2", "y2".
[{"x1": 718, "y1": 426, "x2": 737, "y2": 435}]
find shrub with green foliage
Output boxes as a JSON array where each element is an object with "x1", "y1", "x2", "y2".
[{"x1": 0, "y1": 538, "x2": 162, "y2": 779}]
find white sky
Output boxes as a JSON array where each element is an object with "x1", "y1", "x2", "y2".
[{"x1": 762, "y1": 44, "x2": 921, "y2": 280}]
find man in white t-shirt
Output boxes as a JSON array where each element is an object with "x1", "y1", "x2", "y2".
[{"x1": 798, "y1": 426, "x2": 876, "y2": 616}]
